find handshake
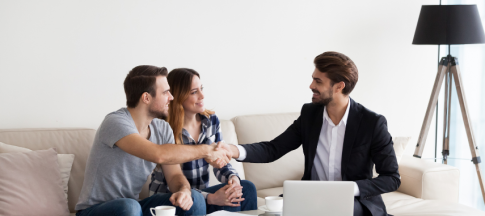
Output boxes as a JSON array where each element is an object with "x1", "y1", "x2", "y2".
[{"x1": 205, "y1": 141, "x2": 236, "y2": 169}]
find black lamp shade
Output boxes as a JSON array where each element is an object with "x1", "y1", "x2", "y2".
[{"x1": 413, "y1": 5, "x2": 485, "y2": 45}]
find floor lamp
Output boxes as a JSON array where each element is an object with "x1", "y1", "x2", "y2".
[{"x1": 412, "y1": 5, "x2": 485, "y2": 203}]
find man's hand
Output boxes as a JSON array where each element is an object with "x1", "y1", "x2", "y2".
[
  {"x1": 226, "y1": 176, "x2": 243, "y2": 203},
  {"x1": 207, "y1": 184, "x2": 244, "y2": 207},
  {"x1": 205, "y1": 143, "x2": 231, "y2": 168},
  {"x1": 169, "y1": 190, "x2": 193, "y2": 211},
  {"x1": 216, "y1": 141, "x2": 240, "y2": 159},
  {"x1": 215, "y1": 141, "x2": 233, "y2": 158}
]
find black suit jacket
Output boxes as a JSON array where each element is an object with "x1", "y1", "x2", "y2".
[{"x1": 241, "y1": 98, "x2": 400, "y2": 216}]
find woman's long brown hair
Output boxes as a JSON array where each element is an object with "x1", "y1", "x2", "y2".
[{"x1": 167, "y1": 68, "x2": 214, "y2": 144}]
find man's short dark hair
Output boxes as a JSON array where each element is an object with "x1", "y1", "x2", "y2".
[
  {"x1": 314, "y1": 51, "x2": 358, "y2": 95},
  {"x1": 123, "y1": 65, "x2": 168, "y2": 108}
]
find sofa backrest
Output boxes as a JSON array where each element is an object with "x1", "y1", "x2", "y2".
[
  {"x1": 0, "y1": 128, "x2": 95, "y2": 213},
  {"x1": 231, "y1": 112, "x2": 303, "y2": 190}
]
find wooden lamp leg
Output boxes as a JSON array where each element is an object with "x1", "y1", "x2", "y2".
[
  {"x1": 414, "y1": 58, "x2": 449, "y2": 158},
  {"x1": 442, "y1": 69, "x2": 452, "y2": 164},
  {"x1": 449, "y1": 58, "x2": 485, "y2": 204}
]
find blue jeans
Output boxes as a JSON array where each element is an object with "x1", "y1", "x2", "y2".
[
  {"x1": 201, "y1": 180, "x2": 258, "y2": 214},
  {"x1": 76, "y1": 189, "x2": 205, "y2": 216}
]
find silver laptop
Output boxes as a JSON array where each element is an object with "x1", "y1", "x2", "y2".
[{"x1": 283, "y1": 180, "x2": 354, "y2": 216}]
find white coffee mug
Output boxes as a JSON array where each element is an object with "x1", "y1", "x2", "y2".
[
  {"x1": 265, "y1": 196, "x2": 283, "y2": 212},
  {"x1": 150, "y1": 205, "x2": 176, "y2": 216}
]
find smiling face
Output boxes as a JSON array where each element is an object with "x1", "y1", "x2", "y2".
[
  {"x1": 182, "y1": 75, "x2": 205, "y2": 115},
  {"x1": 310, "y1": 68, "x2": 335, "y2": 106},
  {"x1": 148, "y1": 76, "x2": 173, "y2": 119}
]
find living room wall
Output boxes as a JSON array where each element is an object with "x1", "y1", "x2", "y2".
[{"x1": 0, "y1": 0, "x2": 439, "y2": 157}]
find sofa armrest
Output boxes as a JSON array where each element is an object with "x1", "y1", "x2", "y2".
[{"x1": 397, "y1": 155, "x2": 460, "y2": 202}]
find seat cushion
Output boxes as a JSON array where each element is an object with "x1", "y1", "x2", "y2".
[
  {"x1": 256, "y1": 187, "x2": 484, "y2": 215},
  {"x1": 387, "y1": 199, "x2": 485, "y2": 216},
  {"x1": 382, "y1": 191, "x2": 422, "y2": 210}
]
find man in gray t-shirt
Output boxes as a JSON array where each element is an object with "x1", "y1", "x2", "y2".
[{"x1": 75, "y1": 66, "x2": 231, "y2": 216}]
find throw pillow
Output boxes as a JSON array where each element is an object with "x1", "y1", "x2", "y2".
[
  {"x1": 0, "y1": 148, "x2": 70, "y2": 216},
  {"x1": 0, "y1": 142, "x2": 75, "y2": 199}
]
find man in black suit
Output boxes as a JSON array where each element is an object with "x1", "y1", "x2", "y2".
[{"x1": 223, "y1": 51, "x2": 400, "y2": 216}]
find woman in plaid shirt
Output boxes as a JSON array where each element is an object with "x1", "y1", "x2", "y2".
[{"x1": 149, "y1": 68, "x2": 257, "y2": 214}]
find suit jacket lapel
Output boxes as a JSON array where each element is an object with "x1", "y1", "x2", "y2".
[
  {"x1": 341, "y1": 98, "x2": 363, "y2": 180},
  {"x1": 308, "y1": 105, "x2": 324, "y2": 166}
]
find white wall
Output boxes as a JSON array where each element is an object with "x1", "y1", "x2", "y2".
[{"x1": 0, "y1": 0, "x2": 440, "y2": 156}]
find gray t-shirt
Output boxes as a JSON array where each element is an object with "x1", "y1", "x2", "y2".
[{"x1": 75, "y1": 108, "x2": 174, "y2": 211}]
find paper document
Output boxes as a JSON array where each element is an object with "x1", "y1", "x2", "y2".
[{"x1": 206, "y1": 210, "x2": 251, "y2": 216}]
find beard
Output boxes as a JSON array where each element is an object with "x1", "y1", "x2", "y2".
[
  {"x1": 312, "y1": 88, "x2": 333, "y2": 106},
  {"x1": 148, "y1": 105, "x2": 168, "y2": 119}
]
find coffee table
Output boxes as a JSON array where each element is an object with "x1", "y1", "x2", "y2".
[{"x1": 237, "y1": 209, "x2": 265, "y2": 215}]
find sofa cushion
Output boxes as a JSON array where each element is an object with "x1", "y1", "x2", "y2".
[
  {"x1": 0, "y1": 128, "x2": 96, "y2": 213},
  {"x1": 253, "y1": 186, "x2": 484, "y2": 216},
  {"x1": 387, "y1": 199, "x2": 485, "y2": 216},
  {"x1": 232, "y1": 113, "x2": 303, "y2": 190},
  {"x1": 381, "y1": 191, "x2": 422, "y2": 210},
  {"x1": 0, "y1": 142, "x2": 75, "y2": 199},
  {"x1": 0, "y1": 148, "x2": 70, "y2": 216},
  {"x1": 393, "y1": 137, "x2": 411, "y2": 164}
]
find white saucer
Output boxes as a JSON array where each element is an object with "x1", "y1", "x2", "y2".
[{"x1": 258, "y1": 205, "x2": 282, "y2": 213}]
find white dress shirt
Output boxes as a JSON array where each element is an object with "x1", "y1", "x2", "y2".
[
  {"x1": 311, "y1": 98, "x2": 359, "y2": 196},
  {"x1": 235, "y1": 98, "x2": 360, "y2": 196},
  {"x1": 312, "y1": 101, "x2": 348, "y2": 181}
]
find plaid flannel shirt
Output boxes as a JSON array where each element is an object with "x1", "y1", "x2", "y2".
[{"x1": 149, "y1": 114, "x2": 239, "y2": 199}]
